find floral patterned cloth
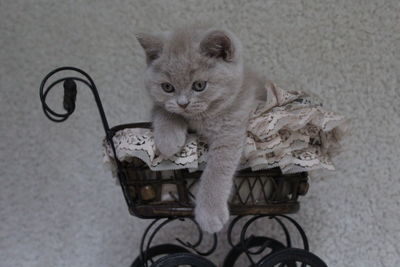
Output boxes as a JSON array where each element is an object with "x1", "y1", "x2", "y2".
[{"x1": 103, "y1": 83, "x2": 347, "y2": 174}]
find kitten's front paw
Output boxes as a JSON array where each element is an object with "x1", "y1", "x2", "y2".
[
  {"x1": 154, "y1": 127, "x2": 187, "y2": 157},
  {"x1": 194, "y1": 198, "x2": 230, "y2": 234}
]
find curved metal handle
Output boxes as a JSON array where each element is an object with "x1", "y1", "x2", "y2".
[
  {"x1": 39, "y1": 66, "x2": 119, "y2": 162},
  {"x1": 39, "y1": 66, "x2": 111, "y2": 135},
  {"x1": 39, "y1": 66, "x2": 133, "y2": 208}
]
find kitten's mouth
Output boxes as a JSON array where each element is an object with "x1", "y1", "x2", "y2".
[
  {"x1": 165, "y1": 103, "x2": 208, "y2": 117},
  {"x1": 180, "y1": 109, "x2": 196, "y2": 115},
  {"x1": 179, "y1": 108, "x2": 203, "y2": 117}
]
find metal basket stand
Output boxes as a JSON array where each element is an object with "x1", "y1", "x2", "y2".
[{"x1": 39, "y1": 67, "x2": 328, "y2": 267}]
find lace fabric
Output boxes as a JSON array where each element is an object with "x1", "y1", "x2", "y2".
[{"x1": 103, "y1": 83, "x2": 347, "y2": 174}]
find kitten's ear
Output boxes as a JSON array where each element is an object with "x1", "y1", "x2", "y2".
[
  {"x1": 136, "y1": 33, "x2": 164, "y2": 64},
  {"x1": 200, "y1": 30, "x2": 236, "y2": 62}
]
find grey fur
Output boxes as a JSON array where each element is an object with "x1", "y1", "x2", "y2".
[{"x1": 137, "y1": 25, "x2": 265, "y2": 233}]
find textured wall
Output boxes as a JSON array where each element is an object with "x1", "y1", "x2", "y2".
[{"x1": 1, "y1": 0, "x2": 399, "y2": 266}]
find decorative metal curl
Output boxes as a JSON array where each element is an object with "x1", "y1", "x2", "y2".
[
  {"x1": 257, "y1": 248, "x2": 328, "y2": 267},
  {"x1": 38, "y1": 67, "x2": 122, "y2": 169},
  {"x1": 39, "y1": 67, "x2": 110, "y2": 132},
  {"x1": 137, "y1": 217, "x2": 217, "y2": 267},
  {"x1": 224, "y1": 215, "x2": 311, "y2": 267}
]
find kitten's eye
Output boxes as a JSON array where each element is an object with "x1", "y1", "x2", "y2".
[
  {"x1": 192, "y1": 81, "x2": 207, "y2": 92},
  {"x1": 161, "y1": 83, "x2": 175, "y2": 93}
]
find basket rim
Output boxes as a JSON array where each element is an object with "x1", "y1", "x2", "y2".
[{"x1": 110, "y1": 122, "x2": 152, "y2": 133}]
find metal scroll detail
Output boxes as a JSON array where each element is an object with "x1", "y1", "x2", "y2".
[
  {"x1": 223, "y1": 215, "x2": 328, "y2": 267},
  {"x1": 132, "y1": 217, "x2": 217, "y2": 267},
  {"x1": 131, "y1": 215, "x2": 327, "y2": 267}
]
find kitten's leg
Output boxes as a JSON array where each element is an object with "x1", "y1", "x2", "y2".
[
  {"x1": 194, "y1": 133, "x2": 245, "y2": 233},
  {"x1": 152, "y1": 106, "x2": 188, "y2": 157}
]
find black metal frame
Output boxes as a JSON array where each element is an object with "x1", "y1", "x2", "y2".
[
  {"x1": 132, "y1": 217, "x2": 218, "y2": 267},
  {"x1": 130, "y1": 215, "x2": 327, "y2": 267},
  {"x1": 39, "y1": 67, "x2": 328, "y2": 266}
]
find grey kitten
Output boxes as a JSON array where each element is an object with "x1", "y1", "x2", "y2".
[{"x1": 136, "y1": 25, "x2": 265, "y2": 233}]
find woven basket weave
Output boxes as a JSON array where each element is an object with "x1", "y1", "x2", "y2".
[{"x1": 113, "y1": 124, "x2": 309, "y2": 219}]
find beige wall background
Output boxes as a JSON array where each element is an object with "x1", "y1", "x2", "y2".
[{"x1": 1, "y1": 0, "x2": 399, "y2": 266}]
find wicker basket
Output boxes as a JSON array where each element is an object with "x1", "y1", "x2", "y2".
[{"x1": 112, "y1": 124, "x2": 310, "y2": 219}]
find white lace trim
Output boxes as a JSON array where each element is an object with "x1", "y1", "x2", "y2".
[{"x1": 103, "y1": 83, "x2": 347, "y2": 175}]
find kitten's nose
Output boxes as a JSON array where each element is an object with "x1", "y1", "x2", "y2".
[{"x1": 178, "y1": 102, "x2": 190, "y2": 109}]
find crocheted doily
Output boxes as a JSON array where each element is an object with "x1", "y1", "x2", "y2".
[{"x1": 103, "y1": 83, "x2": 347, "y2": 174}]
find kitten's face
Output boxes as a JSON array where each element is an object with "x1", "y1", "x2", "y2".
[{"x1": 137, "y1": 27, "x2": 243, "y2": 118}]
